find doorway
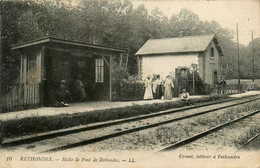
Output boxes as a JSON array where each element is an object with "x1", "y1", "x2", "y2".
[{"x1": 93, "y1": 55, "x2": 110, "y2": 101}]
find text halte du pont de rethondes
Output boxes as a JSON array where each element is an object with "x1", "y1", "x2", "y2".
[
  {"x1": 179, "y1": 154, "x2": 240, "y2": 159},
  {"x1": 19, "y1": 156, "x2": 135, "y2": 162}
]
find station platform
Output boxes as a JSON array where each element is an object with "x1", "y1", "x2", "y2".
[{"x1": 0, "y1": 91, "x2": 259, "y2": 122}]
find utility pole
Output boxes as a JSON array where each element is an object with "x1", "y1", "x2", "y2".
[
  {"x1": 191, "y1": 63, "x2": 197, "y2": 95},
  {"x1": 0, "y1": 1, "x2": 2, "y2": 99},
  {"x1": 0, "y1": 1, "x2": 3, "y2": 114},
  {"x1": 125, "y1": 48, "x2": 129, "y2": 71},
  {"x1": 236, "y1": 23, "x2": 241, "y2": 92},
  {"x1": 252, "y1": 30, "x2": 255, "y2": 82},
  {"x1": 193, "y1": 68, "x2": 195, "y2": 95}
]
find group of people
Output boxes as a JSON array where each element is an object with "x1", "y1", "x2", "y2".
[
  {"x1": 143, "y1": 74, "x2": 174, "y2": 100},
  {"x1": 144, "y1": 74, "x2": 192, "y2": 105},
  {"x1": 216, "y1": 77, "x2": 227, "y2": 95},
  {"x1": 55, "y1": 76, "x2": 89, "y2": 107},
  {"x1": 56, "y1": 74, "x2": 195, "y2": 107}
]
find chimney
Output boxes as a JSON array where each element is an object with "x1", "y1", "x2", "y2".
[{"x1": 179, "y1": 31, "x2": 184, "y2": 37}]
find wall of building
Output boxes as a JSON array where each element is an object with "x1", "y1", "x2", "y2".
[
  {"x1": 202, "y1": 41, "x2": 220, "y2": 85},
  {"x1": 20, "y1": 48, "x2": 43, "y2": 84},
  {"x1": 198, "y1": 53, "x2": 205, "y2": 82},
  {"x1": 140, "y1": 54, "x2": 199, "y2": 80}
]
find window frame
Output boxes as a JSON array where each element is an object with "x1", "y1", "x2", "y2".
[
  {"x1": 210, "y1": 47, "x2": 215, "y2": 58},
  {"x1": 95, "y1": 58, "x2": 104, "y2": 83}
]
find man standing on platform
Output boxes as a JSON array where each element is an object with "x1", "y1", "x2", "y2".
[
  {"x1": 216, "y1": 78, "x2": 222, "y2": 95},
  {"x1": 221, "y1": 77, "x2": 227, "y2": 95}
]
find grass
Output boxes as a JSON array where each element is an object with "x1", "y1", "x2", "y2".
[
  {"x1": 191, "y1": 101, "x2": 260, "y2": 148},
  {"x1": 1, "y1": 95, "x2": 229, "y2": 139},
  {"x1": 235, "y1": 126, "x2": 260, "y2": 147},
  {"x1": 230, "y1": 110, "x2": 260, "y2": 148},
  {"x1": 194, "y1": 101, "x2": 260, "y2": 128},
  {"x1": 74, "y1": 100, "x2": 260, "y2": 152},
  {"x1": 153, "y1": 101, "x2": 260, "y2": 150}
]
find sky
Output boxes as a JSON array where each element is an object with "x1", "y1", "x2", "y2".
[{"x1": 131, "y1": 0, "x2": 260, "y2": 45}]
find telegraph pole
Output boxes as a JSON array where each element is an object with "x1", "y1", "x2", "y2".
[
  {"x1": 125, "y1": 47, "x2": 129, "y2": 71},
  {"x1": 236, "y1": 23, "x2": 241, "y2": 92},
  {"x1": 0, "y1": 1, "x2": 2, "y2": 98},
  {"x1": 191, "y1": 63, "x2": 197, "y2": 95},
  {"x1": 0, "y1": 1, "x2": 2, "y2": 116},
  {"x1": 252, "y1": 30, "x2": 255, "y2": 82}
]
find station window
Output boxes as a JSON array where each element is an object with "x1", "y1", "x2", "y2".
[
  {"x1": 210, "y1": 47, "x2": 214, "y2": 57},
  {"x1": 95, "y1": 58, "x2": 104, "y2": 83}
]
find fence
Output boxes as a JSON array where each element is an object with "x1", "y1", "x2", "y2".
[
  {"x1": 213, "y1": 83, "x2": 260, "y2": 95},
  {"x1": 1, "y1": 83, "x2": 41, "y2": 112},
  {"x1": 112, "y1": 82, "x2": 145, "y2": 101}
]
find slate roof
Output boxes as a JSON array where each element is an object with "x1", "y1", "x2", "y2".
[{"x1": 135, "y1": 34, "x2": 223, "y2": 56}]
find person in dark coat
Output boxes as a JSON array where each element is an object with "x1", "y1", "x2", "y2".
[
  {"x1": 56, "y1": 80, "x2": 72, "y2": 107},
  {"x1": 216, "y1": 78, "x2": 222, "y2": 95},
  {"x1": 221, "y1": 77, "x2": 227, "y2": 95},
  {"x1": 154, "y1": 74, "x2": 163, "y2": 99}
]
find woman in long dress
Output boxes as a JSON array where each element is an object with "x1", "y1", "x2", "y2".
[
  {"x1": 153, "y1": 74, "x2": 163, "y2": 99},
  {"x1": 152, "y1": 75, "x2": 158, "y2": 98},
  {"x1": 164, "y1": 75, "x2": 174, "y2": 100},
  {"x1": 144, "y1": 75, "x2": 153, "y2": 100}
]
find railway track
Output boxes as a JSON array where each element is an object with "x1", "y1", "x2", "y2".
[
  {"x1": 158, "y1": 110, "x2": 260, "y2": 152},
  {"x1": 236, "y1": 132, "x2": 260, "y2": 152},
  {"x1": 236, "y1": 132, "x2": 260, "y2": 151},
  {"x1": 2, "y1": 95, "x2": 260, "y2": 153}
]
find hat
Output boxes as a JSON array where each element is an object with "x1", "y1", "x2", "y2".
[{"x1": 61, "y1": 80, "x2": 66, "y2": 83}]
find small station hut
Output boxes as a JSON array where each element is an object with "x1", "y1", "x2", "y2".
[{"x1": 11, "y1": 37, "x2": 128, "y2": 107}]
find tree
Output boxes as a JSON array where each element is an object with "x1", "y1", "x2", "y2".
[
  {"x1": 1, "y1": 0, "x2": 247, "y2": 94},
  {"x1": 1, "y1": 1, "x2": 33, "y2": 92}
]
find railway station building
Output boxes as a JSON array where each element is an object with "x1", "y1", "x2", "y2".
[
  {"x1": 11, "y1": 37, "x2": 128, "y2": 107},
  {"x1": 135, "y1": 34, "x2": 224, "y2": 86}
]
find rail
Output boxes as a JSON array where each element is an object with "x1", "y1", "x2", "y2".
[
  {"x1": 2, "y1": 95, "x2": 260, "y2": 152},
  {"x1": 158, "y1": 109, "x2": 260, "y2": 152}
]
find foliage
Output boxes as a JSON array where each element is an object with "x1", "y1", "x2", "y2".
[
  {"x1": 112, "y1": 69, "x2": 144, "y2": 101},
  {"x1": 187, "y1": 71, "x2": 207, "y2": 94},
  {"x1": 116, "y1": 78, "x2": 144, "y2": 101},
  {"x1": 111, "y1": 58, "x2": 129, "y2": 85},
  {"x1": 1, "y1": 0, "x2": 259, "y2": 92}
]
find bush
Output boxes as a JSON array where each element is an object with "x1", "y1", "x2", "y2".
[
  {"x1": 187, "y1": 71, "x2": 207, "y2": 94},
  {"x1": 111, "y1": 57, "x2": 129, "y2": 84},
  {"x1": 112, "y1": 76, "x2": 145, "y2": 101}
]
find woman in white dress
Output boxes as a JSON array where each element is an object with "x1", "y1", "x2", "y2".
[
  {"x1": 164, "y1": 75, "x2": 174, "y2": 100},
  {"x1": 144, "y1": 75, "x2": 153, "y2": 100}
]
